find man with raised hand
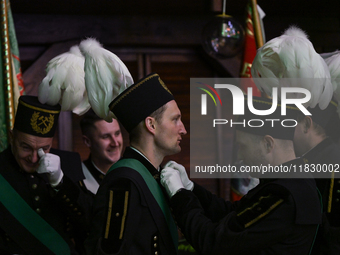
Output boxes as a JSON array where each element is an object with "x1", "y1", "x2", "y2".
[{"x1": 0, "y1": 95, "x2": 88, "y2": 255}]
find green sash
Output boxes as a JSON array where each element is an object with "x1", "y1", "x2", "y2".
[
  {"x1": 0, "y1": 173, "x2": 70, "y2": 255},
  {"x1": 108, "y1": 158, "x2": 179, "y2": 249}
]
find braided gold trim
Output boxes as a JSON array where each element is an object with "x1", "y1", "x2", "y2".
[
  {"x1": 330, "y1": 100, "x2": 338, "y2": 108},
  {"x1": 20, "y1": 100, "x2": 60, "y2": 114},
  {"x1": 109, "y1": 73, "x2": 172, "y2": 110},
  {"x1": 158, "y1": 77, "x2": 172, "y2": 95}
]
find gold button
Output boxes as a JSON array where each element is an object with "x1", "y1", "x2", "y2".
[
  {"x1": 65, "y1": 198, "x2": 70, "y2": 202},
  {"x1": 77, "y1": 212, "x2": 82, "y2": 216},
  {"x1": 35, "y1": 196, "x2": 40, "y2": 201},
  {"x1": 154, "y1": 243, "x2": 157, "y2": 248},
  {"x1": 36, "y1": 208, "x2": 41, "y2": 213},
  {"x1": 32, "y1": 184, "x2": 37, "y2": 189},
  {"x1": 73, "y1": 208, "x2": 78, "y2": 211},
  {"x1": 69, "y1": 204, "x2": 73, "y2": 207},
  {"x1": 116, "y1": 212, "x2": 120, "y2": 217},
  {"x1": 154, "y1": 236, "x2": 158, "y2": 241},
  {"x1": 155, "y1": 252, "x2": 158, "y2": 255}
]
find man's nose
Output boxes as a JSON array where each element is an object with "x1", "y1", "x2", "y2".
[
  {"x1": 180, "y1": 121, "x2": 187, "y2": 135},
  {"x1": 110, "y1": 137, "x2": 119, "y2": 146},
  {"x1": 30, "y1": 150, "x2": 39, "y2": 163}
]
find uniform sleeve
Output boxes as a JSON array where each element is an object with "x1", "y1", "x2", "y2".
[
  {"x1": 85, "y1": 177, "x2": 143, "y2": 255},
  {"x1": 171, "y1": 187, "x2": 297, "y2": 255},
  {"x1": 193, "y1": 182, "x2": 239, "y2": 222}
]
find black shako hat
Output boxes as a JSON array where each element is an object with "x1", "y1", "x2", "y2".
[
  {"x1": 14, "y1": 95, "x2": 61, "y2": 137},
  {"x1": 303, "y1": 100, "x2": 338, "y2": 129},
  {"x1": 235, "y1": 96, "x2": 299, "y2": 140},
  {"x1": 109, "y1": 73, "x2": 174, "y2": 133}
]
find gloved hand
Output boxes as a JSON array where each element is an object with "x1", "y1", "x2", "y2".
[
  {"x1": 164, "y1": 161, "x2": 194, "y2": 191},
  {"x1": 160, "y1": 167, "x2": 185, "y2": 198},
  {"x1": 37, "y1": 148, "x2": 64, "y2": 187}
]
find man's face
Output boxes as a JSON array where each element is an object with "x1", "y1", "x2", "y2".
[
  {"x1": 154, "y1": 100, "x2": 187, "y2": 156},
  {"x1": 10, "y1": 130, "x2": 53, "y2": 173},
  {"x1": 85, "y1": 119, "x2": 123, "y2": 165},
  {"x1": 235, "y1": 130, "x2": 267, "y2": 167}
]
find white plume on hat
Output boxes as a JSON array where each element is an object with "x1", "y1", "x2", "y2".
[
  {"x1": 251, "y1": 26, "x2": 333, "y2": 110},
  {"x1": 321, "y1": 50, "x2": 340, "y2": 116},
  {"x1": 79, "y1": 38, "x2": 134, "y2": 122},
  {"x1": 38, "y1": 45, "x2": 90, "y2": 115}
]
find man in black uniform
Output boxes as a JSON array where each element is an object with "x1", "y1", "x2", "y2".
[
  {"x1": 161, "y1": 96, "x2": 322, "y2": 255},
  {"x1": 0, "y1": 95, "x2": 88, "y2": 255},
  {"x1": 293, "y1": 101, "x2": 340, "y2": 255},
  {"x1": 85, "y1": 73, "x2": 187, "y2": 254}
]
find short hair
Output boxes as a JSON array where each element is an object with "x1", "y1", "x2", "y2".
[
  {"x1": 80, "y1": 109, "x2": 103, "y2": 137},
  {"x1": 129, "y1": 104, "x2": 167, "y2": 143}
]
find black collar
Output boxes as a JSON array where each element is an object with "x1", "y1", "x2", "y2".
[
  {"x1": 83, "y1": 155, "x2": 105, "y2": 184},
  {"x1": 122, "y1": 147, "x2": 160, "y2": 181}
]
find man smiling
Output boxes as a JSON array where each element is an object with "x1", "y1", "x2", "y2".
[
  {"x1": 80, "y1": 109, "x2": 123, "y2": 194},
  {"x1": 0, "y1": 95, "x2": 87, "y2": 255}
]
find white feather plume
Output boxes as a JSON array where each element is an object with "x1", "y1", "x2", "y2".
[
  {"x1": 251, "y1": 26, "x2": 333, "y2": 110},
  {"x1": 38, "y1": 45, "x2": 90, "y2": 115},
  {"x1": 79, "y1": 38, "x2": 134, "y2": 122},
  {"x1": 321, "y1": 50, "x2": 340, "y2": 117}
]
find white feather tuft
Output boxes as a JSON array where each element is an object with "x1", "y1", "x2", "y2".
[
  {"x1": 38, "y1": 45, "x2": 90, "y2": 114},
  {"x1": 322, "y1": 50, "x2": 340, "y2": 117},
  {"x1": 79, "y1": 38, "x2": 134, "y2": 121},
  {"x1": 283, "y1": 26, "x2": 308, "y2": 39},
  {"x1": 251, "y1": 25, "x2": 333, "y2": 110}
]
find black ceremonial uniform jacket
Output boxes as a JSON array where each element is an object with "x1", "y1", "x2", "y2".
[
  {"x1": 170, "y1": 159, "x2": 321, "y2": 255},
  {"x1": 301, "y1": 137, "x2": 340, "y2": 255},
  {"x1": 85, "y1": 147, "x2": 178, "y2": 255},
  {"x1": 0, "y1": 147, "x2": 88, "y2": 255}
]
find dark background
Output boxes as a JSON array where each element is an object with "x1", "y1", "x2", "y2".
[{"x1": 10, "y1": 0, "x2": 340, "y2": 199}]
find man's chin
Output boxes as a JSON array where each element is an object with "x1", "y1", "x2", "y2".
[{"x1": 22, "y1": 167, "x2": 37, "y2": 174}]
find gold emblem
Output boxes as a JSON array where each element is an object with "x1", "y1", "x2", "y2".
[{"x1": 31, "y1": 111, "x2": 54, "y2": 134}]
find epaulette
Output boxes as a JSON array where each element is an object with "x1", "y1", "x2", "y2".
[{"x1": 229, "y1": 184, "x2": 290, "y2": 231}]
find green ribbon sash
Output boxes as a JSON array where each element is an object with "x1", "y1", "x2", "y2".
[
  {"x1": 109, "y1": 158, "x2": 178, "y2": 249},
  {"x1": 0, "y1": 173, "x2": 70, "y2": 255}
]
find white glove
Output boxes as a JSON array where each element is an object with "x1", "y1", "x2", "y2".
[
  {"x1": 164, "y1": 161, "x2": 194, "y2": 191},
  {"x1": 160, "y1": 167, "x2": 185, "y2": 198},
  {"x1": 37, "y1": 148, "x2": 64, "y2": 187}
]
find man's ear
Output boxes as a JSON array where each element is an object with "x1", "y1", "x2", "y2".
[
  {"x1": 303, "y1": 116, "x2": 312, "y2": 133},
  {"x1": 82, "y1": 135, "x2": 91, "y2": 148},
  {"x1": 145, "y1": 116, "x2": 156, "y2": 134},
  {"x1": 263, "y1": 135, "x2": 274, "y2": 153}
]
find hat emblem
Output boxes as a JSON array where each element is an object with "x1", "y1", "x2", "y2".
[{"x1": 30, "y1": 111, "x2": 55, "y2": 135}]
